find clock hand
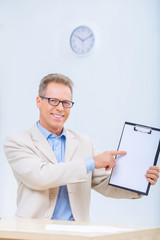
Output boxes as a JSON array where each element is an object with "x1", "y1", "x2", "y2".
[
  {"x1": 74, "y1": 34, "x2": 84, "y2": 41},
  {"x1": 83, "y1": 34, "x2": 93, "y2": 41}
]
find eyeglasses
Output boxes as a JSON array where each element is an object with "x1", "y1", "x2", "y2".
[{"x1": 40, "y1": 96, "x2": 74, "y2": 108}]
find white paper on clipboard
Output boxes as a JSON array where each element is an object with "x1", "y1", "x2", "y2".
[{"x1": 109, "y1": 122, "x2": 160, "y2": 195}]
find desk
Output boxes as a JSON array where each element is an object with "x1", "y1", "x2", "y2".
[{"x1": 0, "y1": 218, "x2": 159, "y2": 240}]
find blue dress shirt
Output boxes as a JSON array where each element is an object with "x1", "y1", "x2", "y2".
[{"x1": 37, "y1": 122, "x2": 95, "y2": 221}]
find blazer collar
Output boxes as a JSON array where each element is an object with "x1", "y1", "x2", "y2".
[
  {"x1": 31, "y1": 124, "x2": 57, "y2": 164},
  {"x1": 31, "y1": 124, "x2": 78, "y2": 164},
  {"x1": 65, "y1": 129, "x2": 78, "y2": 162}
]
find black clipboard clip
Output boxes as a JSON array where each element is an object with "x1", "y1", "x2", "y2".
[{"x1": 134, "y1": 125, "x2": 152, "y2": 134}]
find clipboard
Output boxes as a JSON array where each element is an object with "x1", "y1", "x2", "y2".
[{"x1": 109, "y1": 122, "x2": 160, "y2": 195}]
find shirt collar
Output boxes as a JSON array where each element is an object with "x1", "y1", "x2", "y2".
[{"x1": 37, "y1": 121, "x2": 66, "y2": 140}]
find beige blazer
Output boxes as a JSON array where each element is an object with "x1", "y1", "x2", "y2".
[{"x1": 4, "y1": 124, "x2": 140, "y2": 221}]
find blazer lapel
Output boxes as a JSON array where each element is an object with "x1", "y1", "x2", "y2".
[
  {"x1": 31, "y1": 124, "x2": 57, "y2": 164},
  {"x1": 65, "y1": 129, "x2": 78, "y2": 162}
]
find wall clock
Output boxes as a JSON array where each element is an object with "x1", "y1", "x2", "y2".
[{"x1": 70, "y1": 26, "x2": 95, "y2": 55}]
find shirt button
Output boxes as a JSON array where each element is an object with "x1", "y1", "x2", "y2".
[{"x1": 50, "y1": 193, "x2": 54, "y2": 199}]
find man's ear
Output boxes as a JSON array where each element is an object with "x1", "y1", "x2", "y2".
[{"x1": 36, "y1": 96, "x2": 41, "y2": 109}]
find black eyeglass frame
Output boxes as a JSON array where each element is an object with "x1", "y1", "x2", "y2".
[{"x1": 40, "y1": 96, "x2": 74, "y2": 108}]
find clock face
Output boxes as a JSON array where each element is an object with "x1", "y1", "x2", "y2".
[{"x1": 70, "y1": 26, "x2": 95, "y2": 55}]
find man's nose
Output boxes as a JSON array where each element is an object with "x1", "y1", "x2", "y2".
[{"x1": 55, "y1": 102, "x2": 64, "y2": 110}]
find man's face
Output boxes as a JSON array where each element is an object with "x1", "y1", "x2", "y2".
[{"x1": 36, "y1": 82, "x2": 72, "y2": 136}]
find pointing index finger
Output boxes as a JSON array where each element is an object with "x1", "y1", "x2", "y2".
[{"x1": 111, "y1": 151, "x2": 127, "y2": 156}]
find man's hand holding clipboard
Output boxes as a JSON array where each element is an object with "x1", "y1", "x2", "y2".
[
  {"x1": 108, "y1": 122, "x2": 160, "y2": 195},
  {"x1": 145, "y1": 165, "x2": 159, "y2": 185}
]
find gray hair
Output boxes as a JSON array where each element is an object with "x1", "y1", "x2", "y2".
[{"x1": 38, "y1": 73, "x2": 73, "y2": 96}]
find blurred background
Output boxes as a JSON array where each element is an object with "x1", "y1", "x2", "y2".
[{"x1": 0, "y1": 0, "x2": 160, "y2": 226}]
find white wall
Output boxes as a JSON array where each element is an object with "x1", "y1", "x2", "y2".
[{"x1": 0, "y1": 0, "x2": 160, "y2": 226}]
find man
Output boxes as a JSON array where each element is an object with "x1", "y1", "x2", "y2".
[{"x1": 4, "y1": 73, "x2": 159, "y2": 221}]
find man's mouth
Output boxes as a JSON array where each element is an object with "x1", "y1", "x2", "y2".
[{"x1": 51, "y1": 113, "x2": 64, "y2": 119}]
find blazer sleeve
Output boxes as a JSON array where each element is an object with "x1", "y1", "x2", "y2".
[
  {"x1": 4, "y1": 135, "x2": 88, "y2": 191},
  {"x1": 90, "y1": 138, "x2": 142, "y2": 199}
]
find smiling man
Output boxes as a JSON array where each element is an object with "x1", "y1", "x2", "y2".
[
  {"x1": 4, "y1": 73, "x2": 159, "y2": 221},
  {"x1": 37, "y1": 80, "x2": 72, "y2": 136}
]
